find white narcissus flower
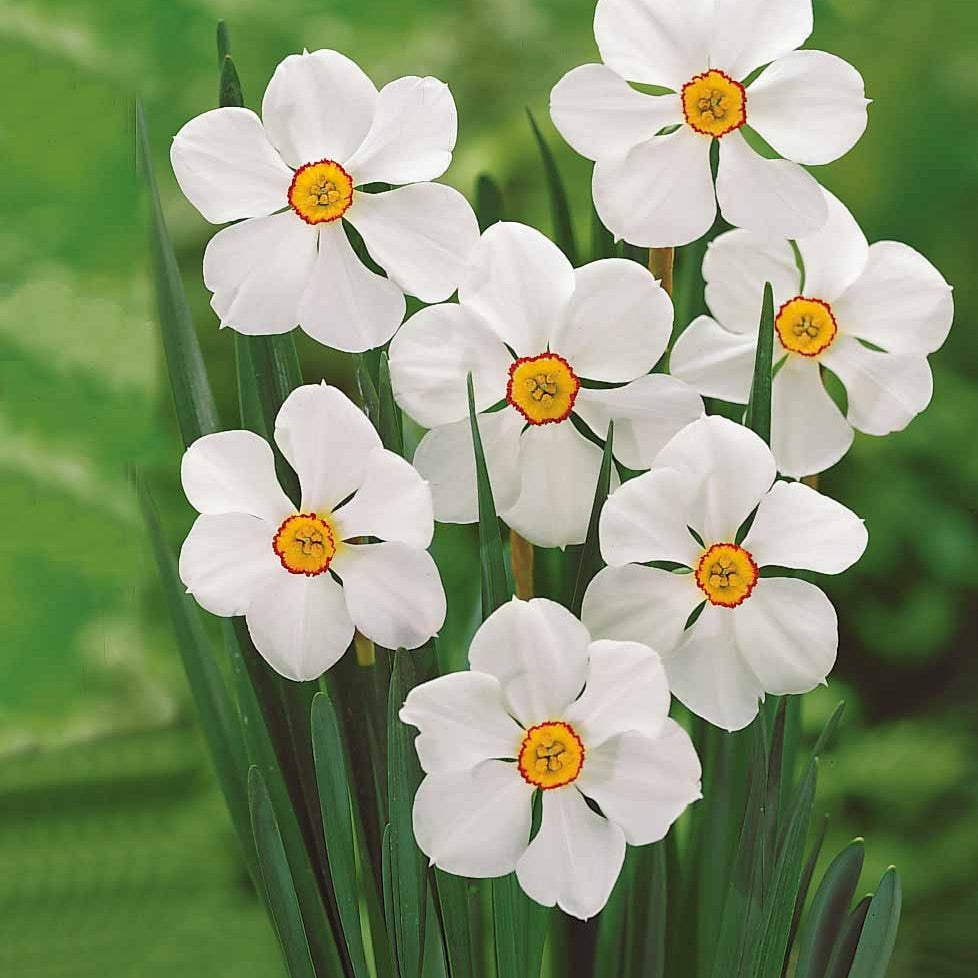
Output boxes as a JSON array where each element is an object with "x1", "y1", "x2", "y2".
[
  {"x1": 400, "y1": 597, "x2": 701, "y2": 919},
  {"x1": 582, "y1": 416, "x2": 868, "y2": 732},
  {"x1": 388, "y1": 222, "x2": 704, "y2": 549},
  {"x1": 179, "y1": 383, "x2": 446, "y2": 681},
  {"x1": 170, "y1": 49, "x2": 480, "y2": 353},
  {"x1": 550, "y1": 0, "x2": 870, "y2": 247},
  {"x1": 670, "y1": 188, "x2": 955, "y2": 477}
]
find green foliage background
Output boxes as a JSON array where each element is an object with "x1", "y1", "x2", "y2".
[{"x1": 1, "y1": 0, "x2": 975, "y2": 974}]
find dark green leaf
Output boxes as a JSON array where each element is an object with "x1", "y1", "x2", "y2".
[
  {"x1": 431, "y1": 871, "x2": 480, "y2": 978},
  {"x1": 476, "y1": 173, "x2": 505, "y2": 231},
  {"x1": 794, "y1": 839, "x2": 866, "y2": 978},
  {"x1": 468, "y1": 374, "x2": 512, "y2": 616},
  {"x1": 312, "y1": 691, "x2": 372, "y2": 978},
  {"x1": 627, "y1": 842, "x2": 667, "y2": 978},
  {"x1": 847, "y1": 869, "x2": 902, "y2": 978},
  {"x1": 812, "y1": 702, "x2": 846, "y2": 760},
  {"x1": 570, "y1": 421, "x2": 614, "y2": 615},
  {"x1": 526, "y1": 108, "x2": 578, "y2": 265},
  {"x1": 378, "y1": 353, "x2": 404, "y2": 455},
  {"x1": 138, "y1": 478, "x2": 256, "y2": 885},
  {"x1": 216, "y1": 22, "x2": 244, "y2": 108},
  {"x1": 249, "y1": 766, "x2": 318, "y2": 978},
  {"x1": 387, "y1": 653, "x2": 428, "y2": 978},
  {"x1": 781, "y1": 815, "x2": 828, "y2": 978},
  {"x1": 824, "y1": 896, "x2": 871, "y2": 978},
  {"x1": 492, "y1": 873, "x2": 548, "y2": 978},
  {"x1": 137, "y1": 100, "x2": 220, "y2": 446},
  {"x1": 745, "y1": 282, "x2": 775, "y2": 446},
  {"x1": 216, "y1": 19, "x2": 231, "y2": 63}
]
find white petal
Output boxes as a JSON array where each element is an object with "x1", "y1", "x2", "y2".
[
  {"x1": 332, "y1": 448, "x2": 433, "y2": 548},
  {"x1": 298, "y1": 223, "x2": 406, "y2": 353},
  {"x1": 246, "y1": 571, "x2": 355, "y2": 681},
  {"x1": 551, "y1": 259, "x2": 672, "y2": 382},
  {"x1": 459, "y1": 222, "x2": 575, "y2": 356},
  {"x1": 710, "y1": 0, "x2": 813, "y2": 80},
  {"x1": 593, "y1": 127, "x2": 716, "y2": 249},
  {"x1": 746, "y1": 51, "x2": 868, "y2": 166},
  {"x1": 575, "y1": 375, "x2": 705, "y2": 472},
  {"x1": 468, "y1": 597, "x2": 591, "y2": 728},
  {"x1": 821, "y1": 336, "x2": 934, "y2": 437},
  {"x1": 346, "y1": 183, "x2": 480, "y2": 303},
  {"x1": 333, "y1": 542, "x2": 446, "y2": 650},
  {"x1": 502, "y1": 423, "x2": 604, "y2": 549},
  {"x1": 663, "y1": 603, "x2": 765, "y2": 731},
  {"x1": 703, "y1": 228, "x2": 800, "y2": 335},
  {"x1": 652, "y1": 415, "x2": 776, "y2": 543},
  {"x1": 170, "y1": 108, "x2": 293, "y2": 223},
  {"x1": 388, "y1": 303, "x2": 513, "y2": 429},
  {"x1": 413, "y1": 762, "x2": 533, "y2": 877},
  {"x1": 733, "y1": 577, "x2": 837, "y2": 695},
  {"x1": 515, "y1": 788, "x2": 625, "y2": 920},
  {"x1": 795, "y1": 188, "x2": 869, "y2": 302},
  {"x1": 742, "y1": 480, "x2": 868, "y2": 573},
  {"x1": 669, "y1": 315, "x2": 756, "y2": 403},
  {"x1": 261, "y1": 49, "x2": 377, "y2": 168},
  {"x1": 576, "y1": 722, "x2": 701, "y2": 845},
  {"x1": 594, "y1": 0, "x2": 712, "y2": 89},
  {"x1": 770, "y1": 355, "x2": 853, "y2": 478},
  {"x1": 400, "y1": 672, "x2": 523, "y2": 773},
  {"x1": 598, "y1": 468, "x2": 701, "y2": 567},
  {"x1": 582, "y1": 564, "x2": 702, "y2": 656},
  {"x1": 344, "y1": 76, "x2": 457, "y2": 185},
  {"x1": 273, "y1": 383, "x2": 382, "y2": 512},
  {"x1": 179, "y1": 513, "x2": 280, "y2": 617},
  {"x1": 550, "y1": 64, "x2": 682, "y2": 161},
  {"x1": 716, "y1": 131, "x2": 828, "y2": 240},
  {"x1": 181, "y1": 429, "x2": 294, "y2": 523},
  {"x1": 832, "y1": 242, "x2": 954, "y2": 356},
  {"x1": 412, "y1": 409, "x2": 524, "y2": 524},
  {"x1": 564, "y1": 640, "x2": 671, "y2": 747},
  {"x1": 203, "y1": 212, "x2": 318, "y2": 335}
]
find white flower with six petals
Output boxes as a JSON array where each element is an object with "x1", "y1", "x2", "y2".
[
  {"x1": 171, "y1": 49, "x2": 480, "y2": 352},
  {"x1": 401, "y1": 597, "x2": 701, "y2": 919},
  {"x1": 179, "y1": 383, "x2": 446, "y2": 681},
  {"x1": 550, "y1": 0, "x2": 869, "y2": 246},
  {"x1": 670, "y1": 188, "x2": 955, "y2": 477},
  {"x1": 388, "y1": 222, "x2": 704, "y2": 548},
  {"x1": 582, "y1": 416, "x2": 868, "y2": 732}
]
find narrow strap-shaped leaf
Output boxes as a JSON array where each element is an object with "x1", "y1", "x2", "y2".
[
  {"x1": 431, "y1": 871, "x2": 480, "y2": 978},
  {"x1": 492, "y1": 873, "x2": 548, "y2": 978},
  {"x1": 780, "y1": 815, "x2": 828, "y2": 978},
  {"x1": 526, "y1": 108, "x2": 578, "y2": 266},
  {"x1": 219, "y1": 49, "x2": 243, "y2": 107},
  {"x1": 794, "y1": 839, "x2": 866, "y2": 978},
  {"x1": 387, "y1": 652, "x2": 428, "y2": 978},
  {"x1": 249, "y1": 766, "x2": 318, "y2": 978},
  {"x1": 378, "y1": 353, "x2": 405, "y2": 455},
  {"x1": 628, "y1": 842, "x2": 667, "y2": 978},
  {"x1": 468, "y1": 374, "x2": 512, "y2": 616},
  {"x1": 824, "y1": 896, "x2": 871, "y2": 978},
  {"x1": 136, "y1": 100, "x2": 220, "y2": 445},
  {"x1": 745, "y1": 282, "x2": 775, "y2": 446},
  {"x1": 570, "y1": 422, "x2": 614, "y2": 616},
  {"x1": 216, "y1": 19, "x2": 232, "y2": 63},
  {"x1": 382, "y1": 825, "x2": 399, "y2": 978},
  {"x1": 812, "y1": 701, "x2": 846, "y2": 759},
  {"x1": 846, "y1": 869, "x2": 902, "y2": 978},
  {"x1": 476, "y1": 173, "x2": 505, "y2": 231},
  {"x1": 312, "y1": 691, "x2": 372, "y2": 978},
  {"x1": 356, "y1": 352, "x2": 382, "y2": 430},
  {"x1": 764, "y1": 698, "x2": 789, "y2": 863},
  {"x1": 138, "y1": 479, "x2": 255, "y2": 884}
]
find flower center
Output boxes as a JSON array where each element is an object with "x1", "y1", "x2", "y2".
[
  {"x1": 273, "y1": 513, "x2": 337, "y2": 576},
  {"x1": 288, "y1": 160, "x2": 354, "y2": 225},
  {"x1": 775, "y1": 297, "x2": 839, "y2": 357},
  {"x1": 681, "y1": 69, "x2": 747, "y2": 138},
  {"x1": 506, "y1": 353, "x2": 581, "y2": 425},
  {"x1": 517, "y1": 721, "x2": 585, "y2": 790},
  {"x1": 695, "y1": 543, "x2": 759, "y2": 608}
]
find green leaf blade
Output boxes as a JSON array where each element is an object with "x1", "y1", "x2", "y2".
[
  {"x1": 847, "y1": 868, "x2": 902, "y2": 978},
  {"x1": 570, "y1": 422, "x2": 614, "y2": 616},
  {"x1": 526, "y1": 108, "x2": 578, "y2": 265},
  {"x1": 745, "y1": 282, "x2": 775, "y2": 446}
]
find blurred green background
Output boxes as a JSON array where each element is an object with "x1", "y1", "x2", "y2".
[{"x1": 1, "y1": 0, "x2": 975, "y2": 974}]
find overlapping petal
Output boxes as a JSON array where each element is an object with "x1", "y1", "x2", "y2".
[
  {"x1": 468, "y1": 598, "x2": 591, "y2": 728},
  {"x1": 333, "y1": 542, "x2": 446, "y2": 650},
  {"x1": 710, "y1": 0, "x2": 813, "y2": 80},
  {"x1": 170, "y1": 107, "x2": 293, "y2": 223},
  {"x1": 203, "y1": 212, "x2": 318, "y2": 335},
  {"x1": 550, "y1": 64, "x2": 682, "y2": 161},
  {"x1": 669, "y1": 315, "x2": 757, "y2": 403},
  {"x1": 344, "y1": 75, "x2": 457, "y2": 185},
  {"x1": 593, "y1": 127, "x2": 716, "y2": 248},
  {"x1": 346, "y1": 182, "x2": 479, "y2": 303}
]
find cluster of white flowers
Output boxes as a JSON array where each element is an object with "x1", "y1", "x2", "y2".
[{"x1": 170, "y1": 0, "x2": 952, "y2": 920}]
